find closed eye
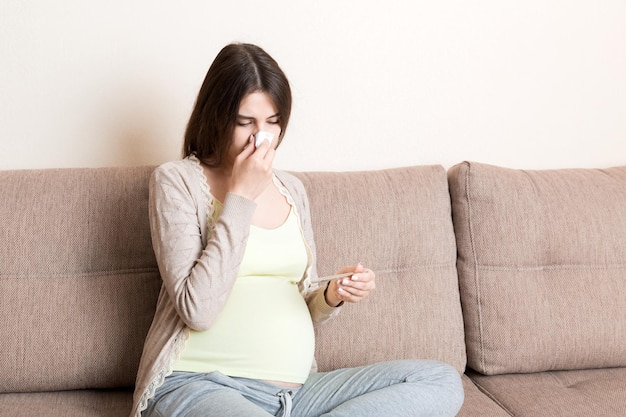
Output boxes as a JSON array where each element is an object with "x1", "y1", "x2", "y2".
[
  {"x1": 237, "y1": 113, "x2": 280, "y2": 126},
  {"x1": 267, "y1": 113, "x2": 281, "y2": 125}
]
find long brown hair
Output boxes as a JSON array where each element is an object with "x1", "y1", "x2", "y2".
[{"x1": 183, "y1": 43, "x2": 292, "y2": 167}]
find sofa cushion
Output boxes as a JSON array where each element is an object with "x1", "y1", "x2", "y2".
[
  {"x1": 457, "y1": 376, "x2": 510, "y2": 417},
  {"x1": 0, "y1": 167, "x2": 161, "y2": 392},
  {"x1": 0, "y1": 390, "x2": 132, "y2": 417},
  {"x1": 294, "y1": 166, "x2": 466, "y2": 373},
  {"x1": 448, "y1": 161, "x2": 626, "y2": 374},
  {"x1": 468, "y1": 368, "x2": 626, "y2": 417}
]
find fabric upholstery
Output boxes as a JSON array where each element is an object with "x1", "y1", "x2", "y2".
[
  {"x1": 448, "y1": 162, "x2": 626, "y2": 375},
  {"x1": 456, "y1": 376, "x2": 509, "y2": 417},
  {"x1": 0, "y1": 167, "x2": 161, "y2": 392},
  {"x1": 9, "y1": 162, "x2": 625, "y2": 416},
  {"x1": 0, "y1": 390, "x2": 132, "y2": 417},
  {"x1": 295, "y1": 166, "x2": 467, "y2": 374},
  {"x1": 469, "y1": 368, "x2": 626, "y2": 417}
]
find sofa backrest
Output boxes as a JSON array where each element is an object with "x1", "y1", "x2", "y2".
[
  {"x1": 0, "y1": 164, "x2": 467, "y2": 393},
  {"x1": 295, "y1": 166, "x2": 467, "y2": 373},
  {"x1": 448, "y1": 161, "x2": 626, "y2": 375},
  {"x1": 0, "y1": 167, "x2": 161, "y2": 392}
]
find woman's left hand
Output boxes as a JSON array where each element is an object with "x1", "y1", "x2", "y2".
[{"x1": 325, "y1": 263, "x2": 375, "y2": 307}]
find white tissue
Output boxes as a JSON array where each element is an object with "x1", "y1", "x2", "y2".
[{"x1": 254, "y1": 131, "x2": 274, "y2": 148}]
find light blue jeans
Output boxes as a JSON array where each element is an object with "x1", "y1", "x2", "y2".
[{"x1": 143, "y1": 359, "x2": 464, "y2": 417}]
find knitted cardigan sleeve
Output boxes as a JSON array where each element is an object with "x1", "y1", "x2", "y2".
[{"x1": 149, "y1": 162, "x2": 258, "y2": 331}]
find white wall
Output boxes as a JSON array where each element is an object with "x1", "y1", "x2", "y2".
[{"x1": 2, "y1": 1, "x2": 625, "y2": 172}]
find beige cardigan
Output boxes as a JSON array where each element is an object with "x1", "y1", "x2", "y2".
[{"x1": 130, "y1": 156, "x2": 340, "y2": 417}]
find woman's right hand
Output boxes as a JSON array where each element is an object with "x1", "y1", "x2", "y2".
[{"x1": 228, "y1": 135, "x2": 275, "y2": 201}]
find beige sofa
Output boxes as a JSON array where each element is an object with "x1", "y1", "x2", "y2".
[{"x1": 1, "y1": 161, "x2": 625, "y2": 416}]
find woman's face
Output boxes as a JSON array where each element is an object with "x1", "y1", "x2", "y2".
[{"x1": 227, "y1": 90, "x2": 282, "y2": 165}]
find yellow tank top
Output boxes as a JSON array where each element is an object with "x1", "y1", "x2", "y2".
[{"x1": 172, "y1": 203, "x2": 315, "y2": 384}]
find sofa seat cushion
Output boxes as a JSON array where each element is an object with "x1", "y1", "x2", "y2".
[
  {"x1": 456, "y1": 376, "x2": 510, "y2": 417},
  {"x1": 468, "y1": 368, "x2": 626, "y2": 417},
  {"x1": 294, "y1": 166, "x2": 466, "y2": 373},
  {"x1": 0, "y1": 390, "x2": 132, "y2": 417},
  {"x1": 448, "y1": 162, "x2": 626, "y2": 375}
]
